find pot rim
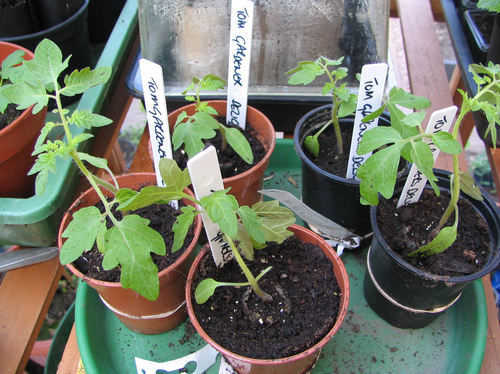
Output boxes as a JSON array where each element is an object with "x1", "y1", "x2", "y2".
[
  {"x1": 168, "y1": 100, "x2": 276, "y2": 184},
  {"x1": 370, "y1": 169, "x2": 500, "y2": 283},
  {"x1": 58, "y1": 172, "x2": 202, "y2": 289},
  {"x1": 185, "y1": 224, "x2": 350, "y2": 366},
  {"x1": 0, "y1": 0, "x2": 90, "y2": 43}
]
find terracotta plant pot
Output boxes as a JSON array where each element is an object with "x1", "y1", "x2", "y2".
[
  {"x1": 364, "y1": 170, "x2": 500, "y2": 328},
  {"x1": 167, "y1": 100, "x2": 276, "y2": 206},
  {"x1": 186, "y1": 225, "x2": 350, "y2": 374},
  {"x1": 0, "y1": 41, "x2": 47, "y2": 198},
  {"x1": 58, "y1": 173, "x2": 202, "y2": 334}
]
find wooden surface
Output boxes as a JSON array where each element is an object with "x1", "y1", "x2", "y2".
[{"x1": 4, "y1": 0, "x2": 495, "y2": 373}]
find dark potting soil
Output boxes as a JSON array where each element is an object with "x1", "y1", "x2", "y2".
[
  {"x1": 304, "y1": 125, "x2": 355, "y2": 176},
  {"x1": 0, "y1": 103, "x2": 23, "y2": 131},
  {"x1": 73, "y1": 202, "x2": 195, "y2": 282},
  {"x1": 377, "y1": 189, "x2": 491, "y2": 276},
  {"x1": 191, "y1": 236, "x2": 341, "y2": 359},
  {"x1": 173, "y1": 121, "x2": 266, "y2": 179}
]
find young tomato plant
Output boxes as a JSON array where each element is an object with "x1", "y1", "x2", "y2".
[
  {"x1": 286, "y1": 56, "x2": 357, "y2": 156},
  {"x1": 172, "y1": 74, "x2": 254, "y2": 164},
  {"x1": 357, "y1": 63, "x2": 500, "y2": 256},
  {"x1": 119, "y1": 158, "x2": 296, "y2": 303},
  {"x1": 3, "y1": 38, "x2": 180, "y2": 301}
]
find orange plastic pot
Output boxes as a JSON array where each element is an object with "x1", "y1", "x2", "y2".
[
  {"x1": 167, "y1": 100, "x2": 276, "y2": 206},
  {"x1": 186, "y1": 225, "x2": 350, "y2": 374},
  {"x1": 58, "y1": 173, "x2": 202, "y2": 334},
  {"x1": 0, "y1": 41, "x2": 47, "y2": 198}
]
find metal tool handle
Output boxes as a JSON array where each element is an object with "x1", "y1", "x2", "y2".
[{"x1": 0, "y1": 247, "x2": 59, "y2": 273}]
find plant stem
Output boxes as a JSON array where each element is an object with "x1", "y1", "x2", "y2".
[
  {"x1": 224, "y1": 235, "x2": 273, "y2": 302},
  {"x1": 320, "y1": 60, "x2": 343, "y2": 154}
]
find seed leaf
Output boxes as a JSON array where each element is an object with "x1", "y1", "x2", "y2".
[
  {"x1": 172, "y1": 206, "x2": 196, "y2": 252},
  {"x1": 225, "y1": 127, "x2": 254, "y2": 164}
]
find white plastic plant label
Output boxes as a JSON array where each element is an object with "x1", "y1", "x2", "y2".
[
  {"x1": 187, "y1": 146, "x2": 233, "y2": 267},
  {"x1": 219, "y1": 356, "x2": 239, "y2": 373},
  {"x1": 346, "y1": 63, "x2": 388, "y2": 179},
  {"x1": 139, "y1": 59, "x2": 173, "y2": 182},
  {"x1": 397, "y1": 105, "x2": 458, "y2": 208},
  {"x1": 226, "y1": 0, "x2": 254, "y2": 129},
  {"x1": 135, "y1": 344, "x2": 219, "y2": 374},
  {"x1": 139, "y1": 58, "x2": 178, "y2": 208}
]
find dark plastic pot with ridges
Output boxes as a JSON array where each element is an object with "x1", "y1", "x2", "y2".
[
  {"x1": 186, "y1": 225, "x2": 350, "y2": 374},
  {"x1": 294, "y1": 104, "x2": 402, "y2": 236},
  {"x1": 364, "y1": 169, "x2": 500, "y2": 329},
  {"x1": 58, "y1": 173, "x2": 202, "y2": 334}
]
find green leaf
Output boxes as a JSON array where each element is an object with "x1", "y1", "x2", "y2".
[
  {"x1": 236, "y1": 222, "x2": 255, "y2": 260},
  {"x1": 104, "y1": 214, "x2": 166, "y2": 300},
  {"x1": 61, "y1": 66, "x2": 111, "y2": 96},
  {"x1": 304, "y1": 135, "x2": 320, "y2": 158},
  {"x1": 409, "y1": 225, "x2": 457, "y2": 256},
  {"x1": 172, "y1": 115, "x2": 217, "y2": 158},
  {"x1": 322, "y1": 82, "x2": 335, "y2": 95},
  {"x1": 431, "y1": 132, "x2": 462, "y2": 155},
  {"x1": 200, "y1": 74, "x2": 226, "y2": 91},
  {"x1": 60, "y1": 206, "x2": 103, "y2": 264},
  {"x1": 286, "y1": 61, "x2": 324, "y2": 85},
  {"x1": 159, "y1": 158, "x2": 191, "y2": 192},
  {"x1": 34, "y1": 169, "x2": 49, "y2": 195},
  {"x1": 388, "y1": 87, "x2": 431, "y2": 110},
  {"x1": 338, "y1": 94, "x2": 357, "y2": 118},
  {"x1": 115, "y1": 188, "x2": 138, "y2": 204},
  {"x1": 200, "y1": 190, "x2": 239, "y2": 238},
  {"x1": 118, "y1": 185, "x2": 185, "y2": 211},
  {"x1": 197, "y1": 102, "x2": 219, "y2": 116},
  {"x1": 70, "y1": 110, "x2": 112, "y2": 129},
  {"x1": 478, "y1": 0, "x2": 500, "y2": 12},
  {"x1": 1, "y1": 49, "x2": 25, "y2": 82},
  {"x1": 319, "y1": 56, "x2": 344, "y2": 66},
  {"x1": 401, "y1": 111, "x2": 426, "y2": 127},
  {"x1": 459, "y1": 171, "x2": 484, "y2": 201},
  {"x1": 358, "y1": 144, "x2": 403, "y2": 205},
  {"x1": 238, "y1": 206, "x2": 265, "y2": 244},
  {"x1": 172, "y1": 206, "x2": 196, "y2": 252},
  {"x1": 252, "y1": 200, "x2": 295, "y2": 243},
  {"x1": 24, "y1": 38, "x2": 69, "y2": 88},
  {"x1": 2, "y1": 81, "x2": 48, "y2": 114},
  {"x1": 225, "y1": 127, "x2": 254, "y2": 164},
  {"x1": 409, "y1": 140, "x2": 439, "y2": 194},
  {"x1": 195, "y1": 278, "x2": 222, "y2": 304},
  {"x1": 357, "y1": 127, "x2": 402, "y2": 154},
  {"x1": 77, "y1": 152, "x2": 108, "y2": 170},
  {"x1": 33, "y1": 122, "x2": 57, "y2": 151},
  {"x1": 361, "y1": 105, "x2": 386, "y2": 123},
  {"x1": 71, "y1": 133, "x2": 94, "y2": 148}
]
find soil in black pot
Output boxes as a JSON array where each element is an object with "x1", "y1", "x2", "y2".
[
  {"x1": 173, "y1": 120, "x2": 266, "y2": 179},
  {"x1": 73, "y1": 201, "x2": 195, "y2": 282},
  {"x1": 0, "y1": 103, "x2": 23, "y2": 130},
  {"x1": 191, "y1": 236, "x2": 341, "y2": 359},
  {"x1": 377, "y1": 189, "x2": 491, "y2": 276}
]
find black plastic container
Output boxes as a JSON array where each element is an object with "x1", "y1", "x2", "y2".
[
  {"x1": 293, "y1": 104, "x2": 401, "y2": 236},
  {"x1": 364, "y1": 170, "x2": 500, "y2": 329},
  {"x1": 1, "y1": 0, "x2": 91, "y2": 76}
]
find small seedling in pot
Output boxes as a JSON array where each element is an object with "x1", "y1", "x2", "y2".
[
  {"x1": 5, "y1": 38, "x2": 188, "y2": 301},
  {"x1": 172, "y1": 74, "x2": 253, "y2": 164},
  {"x1": 120, "y1": 158, "x2": 296, "y2": 303},
  {"x1": 286, "y1": 56, "x2": 357, "y2": 156},
  {"x1": 357, "y1": 62, "x2": 500, "y2": 256}
]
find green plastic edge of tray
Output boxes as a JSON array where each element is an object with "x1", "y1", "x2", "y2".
[
  {"x1": 44, "y1": 303, "x2": 75, "y2": 374},
  {"x1": 0, "y1": 0, "x2": 138, "y2": 242},
  {"x1": 74, "y1": 138, "x2": 489, "y2": 374}
]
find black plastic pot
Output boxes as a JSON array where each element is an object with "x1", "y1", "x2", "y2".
[
  {"x1": 87, "y1": 0, "x2": 125, "y2": 43},
  {"x1": 463, "y1": 8, "x2": 492, "y2": 63},
  {"x1": 293, "y1": 104, "x2": 403, "y2": 236},
  {"x1": 0, "y1": 0, "x2": 92, "y2": 88},
  {"x1": 0, "y1": 0, "x2": 40, "y2": 37},
  {"x1": 364, "y1": 170, "x2": 500, "y2": 329}
]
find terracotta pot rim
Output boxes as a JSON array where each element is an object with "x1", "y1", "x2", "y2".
[
  {"x1": 59, "y1": 172, "x2": 202, "y2": 289},
  {"x1": 186, "y1": 224, "x2": 350, "y2": 366},
  {"x1": 169, "y1": 100, "x2": 276, "y2": 183}
]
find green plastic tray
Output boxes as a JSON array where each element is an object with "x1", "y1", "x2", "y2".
[
  {"x1": 0, "y1": 0, "x2": 138, "y2": 247},
  {"x1": 75, "y1": 139, "x2": 488, "y2": 374}
]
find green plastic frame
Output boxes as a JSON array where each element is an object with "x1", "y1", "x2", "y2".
[{"x1": 0, "y1": 0, "x2": 138, "y2": 246}]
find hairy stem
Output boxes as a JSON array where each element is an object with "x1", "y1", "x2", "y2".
[{"x1": 224, "y1": 235, "x2": 273, "y2": 302}]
